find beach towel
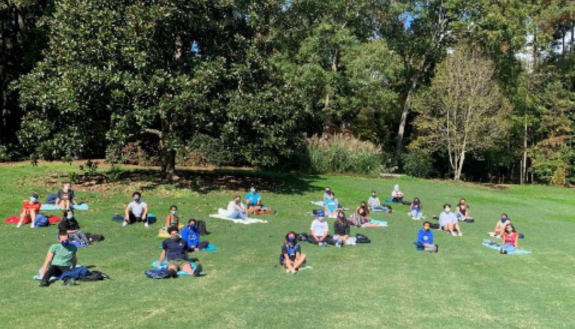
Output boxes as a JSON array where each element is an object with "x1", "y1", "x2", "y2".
[
  {"x1": 48, "y1": 216, "x2": 61, "y2": 224},
  {"x1": 209, "y1": 210, "x2": 268, "y2": 224},
  {"x1": 482, "y1": 240, "x2": 531, "y2": 255},
  {"x1": 310, "y1": 201, "x2": 325, "y2": 207},
  {"x1": 5, "y1": 216, "x2": 29, "y2": 224},
  {"x1": 368, "y1": 219, "x2": 388, "y2": 227},
  {"x1": 150, "y1": 260, "x2": 197, "y2": 276},
  {"x1": 157, "y1": 224, "x2": 185, "y2": 238},
  {"x1": 40, "y1": 204, "x2": 90, "y2": 211}
]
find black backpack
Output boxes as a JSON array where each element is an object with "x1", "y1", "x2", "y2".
[
  {"x1": 356, "y1": 233, "x2": 371, "y2": 243},
  {"x1": 79, "y1": 270, "x2": 110, "y2": 281},
  {"x1": 85, "y1": 233, "x2": 105, "y2": 242},
  {"x1": 196, "y1": 220, "x2": 210, "y2": 236},
  {"x1": 298, "y1": 233, "x2": 309, "y2": 242}
]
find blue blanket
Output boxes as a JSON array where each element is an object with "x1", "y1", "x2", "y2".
[
  {"x1": 40, "y1": 203, "x2": 90, "y2": 211},
  {"x1": 150, "y1": 260, "x2": 197, "y2": 276},
  {"x1": 368, "y1": 219, "x2": 388, "y2": 227},
  {"x1": 482, "y1": 240, "x2": 531, "y2": 255}
]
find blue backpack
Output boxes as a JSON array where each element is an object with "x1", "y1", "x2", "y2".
[
  {"x1": 35, "y1": 214, "x2": 49, "y2": 227},
  {"x1": 145, "y1": 268, "x2": 170, "y2": 279},
  {"x1": 46, "y1": 194, "x2": 57, "y2": 205}
]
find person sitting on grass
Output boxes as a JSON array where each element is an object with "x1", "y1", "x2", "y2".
[
  {"x1": 17, "y1": 192, "x2": 41, "y2": 228},
  {"x1": 417, "y1": 221, "x2": 438, "y2": 252},
  {"x1": 410, "y1": 197, "x2": 423, "y2": 220},
  {"x1": 245, "y1": 185, "x2": 262, "y2": 215},
  {"x1": 456, "y1": 198, "x2": 470, "y2": 221},
  {"x1": 158, "y1": 226, "x2": 202, "y2": 278},
  {"x1": 391, "y1": 184, "x2": 404, "y2": 203},
  {"x1": 58, "y1": 209, "x2": 90, "y2": 245},
  {"x1": 180, "y1": 219, "x2": 209, "y2": 251},
  {"x1": 227, "y1": 195, "x2": 248, "y2": 220},
  {"x1": 55, "y1": 182, "x2": 78, "y2": 210},
  {"x1": 323, "y1": 187, "x2": 333, "y2": 203},
  {"x1": 281, "y1": 231, "x2": 307, "y2": 275},
  {"x1": 333, "y1": 211, "x2": 350, "y2": 247},
  {"x1": 368, "y1": 191, "x2": 391, "y2": 212},
  {"x1": 123, "y1": 191, "x2": 148, "y2": 227},
  {"x1": 310, "y1": 211, "x2": 329, "y2": 246},
  {"x1": 349, "y1": 202, "x2": 382, "y2": 227},
  {"x1": 492, "y1": 214, "x2": 511, "y2": 237},
  {"x1": 500, "y1": 223, "x2": 519, "y2": 254},
  {"x1": 164, "y1": 205, "x2": 179, "y2": 230},
  {"x1": 324, "y1": 193, "x2": 338, "y2": 218},
  {"x1": 438, "y1": 203, "x2": 462, "y2": 236},
  {"x1": 39, "y1": 231, "x2": 78, "y2": 287}
]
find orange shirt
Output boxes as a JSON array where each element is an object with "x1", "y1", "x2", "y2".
[{"x1": 22, "y1": 201, "x2": 41, "y2": 212}]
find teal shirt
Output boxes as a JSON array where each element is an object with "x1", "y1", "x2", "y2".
[
  {"x1": 48, "y1": 243, "x2": 77, "y2": 267},
  {"x1": 245, "y1": 192, "x2": 261, "y2": 206}
]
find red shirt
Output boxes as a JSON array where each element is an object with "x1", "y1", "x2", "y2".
[
  {"x1": 503, "y1": 232, "x2": 518, "y2": 245},
  {"x1": 22, "y1": 201, "x2": 41, "y2": 212}
]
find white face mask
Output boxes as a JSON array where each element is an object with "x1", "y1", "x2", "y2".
[{"x1": 445, "y1": 207, "x2": 451, "y2": 213}]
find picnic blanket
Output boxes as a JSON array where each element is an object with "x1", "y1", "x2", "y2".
[
  {"x1": 40, "y1": 204, "x2": 89, "y2": 211},
  {"x1": 158, "y1": 243, "x2": 218, "y2": 251},
  {"x1": 5, "y1": 216, "x2": 29, "y2": 224},
  {"x1": 310, "y1": 201, "x2": 325, "y2": 207},
  {"x1": 209, "y1": 210, "x2": 268, "y2": 224},
  {"x1": 368, "y1": 219, "x2": 388, "y2": 227},
  {"x1": 482, "y1": 240, "x2": 531, "y2": 255},
  {"x1": 150, "y1": 260, "x2": 197, "y2": 276}
]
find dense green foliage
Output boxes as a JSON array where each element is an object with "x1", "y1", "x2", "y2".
[{"x1": 1, "y1": 0, "x2": 575, "y2": 182}]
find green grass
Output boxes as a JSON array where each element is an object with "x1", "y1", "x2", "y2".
[{"x1": 1, "y1": 162, "x2": 575, "y2": 329}]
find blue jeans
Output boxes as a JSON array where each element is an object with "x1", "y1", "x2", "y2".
[
  {"x1": 411, "y1": 210, "x2": 422, "y2": 219},
  {"x1": 500, "y1": 244, "x2": 516, "y2": 253},
  {"x1": 373, "y1": 205, "x2": 389, "y2": 212},
  {"x1": 228, "y1": 210, "x2": 247, "y2": 220}
]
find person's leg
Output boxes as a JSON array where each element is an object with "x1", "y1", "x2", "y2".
[
  {"x1": 411, "y1": 209, "x2": 418, "y2": 218},
  {"x1": 59, "y1": 200, "x2": 66, "y2": 209},
  {"x1": 29, "y1": 209, "x2": 37, "y2": 227},
  {"x1": 293, "y1": 254, "x2": 306, "y2": 269},
  {"x1": 181, "y1": 262, "x2": 194, "y2": 275},
  {"x1": 239, "y1": 211, "x2": 248, "y2": 220},
  {"x1": 341, "y1": 235, "x2": 349, "y2": 243},
  {"x1": 17, "y1": 210, "x2": 29, "y2": 228},
  {"x1": 41, "y1": 265, "x2": 67, "y2": 284},
  {"x1": 74, "y1": 231, "x2": 90, "y2": 244},
  {"x1": 454, "y1": 223, "x2": 462, "y2": 236},
  {"x1": 283, "y1": 259, "x2": 295, "y2": 273},
  {"x1": 227, "y1": 210, "x2": 240, "y2": 219}
]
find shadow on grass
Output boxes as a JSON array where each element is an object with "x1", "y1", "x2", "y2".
[{"x1": 111, "y1": 168, "x2": 326, "y2": 195}]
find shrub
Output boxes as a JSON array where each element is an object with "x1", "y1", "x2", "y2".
[
  {"x1": 402, "y1": 150, "x2": 434, "y2": 178},
  {"x1": 177, "y1": 134, "x2": 231, "y2": 167},
  {"x1": 296, "y1": 134, "x2": 383, "y2": 174}
]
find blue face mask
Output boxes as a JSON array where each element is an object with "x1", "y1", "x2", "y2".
[
  {"x1": 287, "y1": 237, "x2": 295, "y2": 242},
  {"x1": 171, "y1": 210, "x2": 178, "y2": 215},
  {"x1": 67, "y1": 215, "x2": 73, "y2": 220},
  {"x1": 188, "y1": 224, "x2": 195, "y2": 230},
  {"x1": 501, "y1": 217, "x2": 507, "y2": 222},
  {"x1": 134, "y1": 198, "x2": 140, "y2": 203},
  {"x1": 60, "y1": 241, "x2": 70, "y2": 247}
]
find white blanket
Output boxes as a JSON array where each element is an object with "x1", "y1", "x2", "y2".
[{"x1": 209, "y1": 209, "x2": 268, "y2": 224}]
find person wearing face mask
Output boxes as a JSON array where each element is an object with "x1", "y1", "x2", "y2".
[
  {"x1": 158, "y1": 226, "x2": 203, "y2": 278},
  {"x1": 39, "y1": 231, "x2": 78, "y2": 287},
  {"x1": 323, "y1": 187, "x2": 333, "y2": 203},
  {"x1": 55, "y1": 182, "x2": 77, "y2": 210},
  {"x1": 324, "y1": 193, "x2": 338, "y2": 218},
  {"x1": 438, "y1": 204, "x2": 462, "y2": 236},
  {"x1": 492, "y1": 214, "x2": 511, "y2": 237},
  {"x1": 391, "y1": 184, "x2": 404, "y2": 203},
  {"x1": 500, "y1": 223, "x2": 519, "y2": 254},
  {"x1": 368, "y1": 191, "x2": 391, "y2": 213},
  {"x1": 245, "y1": 186, "x2": 262, "y2": 215},
  {"x1": 123, "y1": 191, "x2": 148, "y2": 227},
  {"x1": 350, "y1": 201, "x2": 382, "y2": 227},
  {"x1": 333, "y1": 211, "x2": 350, "y2": 247},
  {"x1": 281, "y1": 231, "x2": 306, "y2": 274},
  {"x1": 164, "y1": 205, "x2": 179, "y2": 230},
  {"x1": 17, "y1": 192, "x2": 42, "y2": 228},
  {"x1": 417, "y1": 221, "x2": 438, "y2": 252},
  {"x1": 410, "y1": 197, "x2": 423, "y2": 220},
  {"x1": 58, "y1": 209, "x2": 90, "y2": 245},
  {"x1": 180, "y1": 219, "x2": 210, "y2": 251},
  {"x1": 227, "y1": 195, "x2": 247, "y2": 220},
  {"x1": 309, "y1": 211, "x2": 329, "y2": 246}
]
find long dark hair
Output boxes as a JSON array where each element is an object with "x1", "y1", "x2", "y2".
[
  {"x1": 504, "y1": 223, "x2": 516, "y2": 233},
  {"x1": 285, "y1": 231, "x2": 297, "y2": 245}
]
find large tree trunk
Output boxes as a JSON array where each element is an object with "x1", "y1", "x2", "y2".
[
  {"x1": 455, "y1": 150, "x2": 465, "y2": 181},
  {"x1": 161, "y1": 149, "x2": 176, "y2": 178},
  {"x1": 395, "y1": 76, "x2": 418, "y2": 159}
]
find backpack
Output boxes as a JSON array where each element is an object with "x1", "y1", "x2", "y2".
[
  {"x1": 60, "y1": 266, "x2": 90, "y2": 280},
  {"x1": 85, "y1": 233, "x2": 105, "y2": 242},
  {"x1": 145, "y1": 268, "x2": 170, "y2": 279},
  {"x1": 79, "y1": 270, "x2": 110, "y2": 281},
  {"x1": 34, "y1": 214, "x2": 49, "y2": 227},
  {"x1": 356, "y1": 233, "x2": 371, "y2": 243},
  {"x1": 45, "y1": 194, "x2": 57, "y2": 205},
  {"x1": 324, "y1": 235, "x2": 337, "y2": 245},
  {"x1": 297, "y1": 233, "x2": 309, "y2": 242},
  {"x1": 112, "y1": 215, "x2": 124, "y2": 222},
  {"x1": 196, "y1": 220, "x2": 210, "y2": 236}
]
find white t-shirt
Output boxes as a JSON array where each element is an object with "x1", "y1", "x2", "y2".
[
  {"x1": 439, "y1": 212, "x2": 457, "y2": 227},
  {"x1": 227, "y1": 201, "x2": 244, "y2": 216},
  {"x1": 310, "y1": 219, "x2": 329, "y2": 237},
  {"x1": 128, "y1": 201, "x2": 147, "y2": 217}
]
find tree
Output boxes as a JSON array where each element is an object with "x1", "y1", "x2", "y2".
[{"x1": 411, "y1": 44, "x2": 510, "y2": 180}]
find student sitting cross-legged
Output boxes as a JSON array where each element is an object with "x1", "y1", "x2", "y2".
[
  {"x1": 438, "y1": 203, "x2": 462, "y2": 236},
  {"x1": 410, "y1": 197, "x2": 423, "y2": 220},
  {"x1": 368, "y1": 191, "x2": 392, "y2": 212},
  {"x1": 281, "y1": 231, "x2": 307, "y2": 275},
  {"x1": 39, "y1": 231, "x2": 78, "y2": 287},
  {"x1": 416, "y1": 221, "x2": 438, "y2": 252},
  {"x1": 123, "y1": 191, "x2": 148, "y2": 227},
  {"x1": 158, "y1": 226, "x2": 203, "y2": 278},
  {"x1": 164, "y1": 205, "x2": 179, "y2": 230},
  {"x1": 55, "y1": 182, "x2": 78, "y2": 210},
  {"x1": 492, "y1": 214, "x2": 511, "y2": 238},
  {"x1": 227, "y1": 195, "x2": 248, "y2": 220},
  {"x1": 58, "y1": 209, "x2": 90, "y2": 245},
  {"x1": 309, "y1": 211, "x2": 329, "y2": 246},
  {"x1": 180, "y1": 219, "x2": 210, "y2": 252},
  {"x1": 245, "y1": 185, "x2": 262, "y2": 215},
  {"x1": 17, "y1": 192, "x2": 41, "y2": 228},
  {"x1": 333, "y1": 211, "x2": 350, "y2": 247},
  {"x1": 500, "y1": 223, "x2": 519, "y2": 254}
]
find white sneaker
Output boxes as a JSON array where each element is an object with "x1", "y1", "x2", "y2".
[
  {"x1": 451, "y1": 232, "x2": 457, "y2": 236},
  {"x1": 458, "y1": 232, "x2": 463, "y2": 236},
  {"x1": 122, "y1": 221, "x2": 128, "y2": 227},
  {"x1": 286, "y1": 269, "x2": 290, "y2": 274},
  {"x1": 30, "y1": 223, "x2": 35, "y2": 228},
  {"x1": 144, "y1": 222, "x2": 149, "y2": 228},
  {"x1": 16, "y1": 222, "x2": 22, "y2": 228}
]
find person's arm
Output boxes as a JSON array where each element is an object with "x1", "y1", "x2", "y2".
[
  {"x1": 417, "y1": 230, "x2": 424, "y2": 244},
  {"x1": 410, "y1": 203, "x2": 414, "y2": 211},
  {"x1": 71, "y1": 190, "x2": 77, "y2": 205},
  {"x1": 40, "y1": 251, "x2": 54, "y2": 276},
  {"x1": 71, "y1": 253, "x2": 77, "y2": 268},
  {"x1": 320, "y1": 224, "x2": 328, "y2": 241},
  {"x1": 256, "y1": 195, "x2": 262, "y2": 205},
  {"x1": 311, "y1": 230, "x2": 320, "y2": 241},
  {"x1": 55, "y1": 190, "x2": 62, "y2": 205},
  {"x1": 514, "y1": 233, "x2": 518, "y2": 248},
  {"x1": 124, "y1": 204, "x2": 131, "y2": 219},
  {"x1": 344, "y1": 224, "x2": 350, "y2": 236},
  {"x1": 142, "y1": 204, "x2": 148, "y2": 218},
  {"x1": 157, "y1": 249, "x2": 166, "y2": 267}
]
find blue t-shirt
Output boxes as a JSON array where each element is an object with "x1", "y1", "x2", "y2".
[
  {"x1": 180, "y1": 226, "x2": 200, "y2": 249},
  {"x1": 325, "y1": 199, "x2": 337, "y2": 212},
  {"x1": 417, "y1": 228, "x2": 434, "y2": 244},
  {"x1": 245, "y1": 192, "x2": 261, "y2": 206},
  {"x1": 162, "y1": 238, "x2": 189, "y2": 260}
]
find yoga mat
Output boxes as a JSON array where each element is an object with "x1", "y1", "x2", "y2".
[
  {"x1": 482, "y1": 240, "x2": 531, "y2": 255},
  {"x1": 150, "y1": 260, "x2": 197, "y2": 276}
]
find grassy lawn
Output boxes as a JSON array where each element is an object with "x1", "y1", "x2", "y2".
[{"x1": 0, "y1": 162, "x2": 574, "y2": 329}]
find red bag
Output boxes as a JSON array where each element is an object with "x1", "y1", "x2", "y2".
[
  {"x1": 48, "y1": 216, "x2": 61, "y2": 224},
  {"x1": 5, "y1": 216, "x2": 30, "y2": 224}
]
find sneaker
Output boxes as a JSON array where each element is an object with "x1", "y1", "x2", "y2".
[
  {"x1": 122, "y1": 221, "x2": 128, "y2": 227},
  {"x1": 458, "y1": 232, "x2": 463, "y2": 236},
  {"x1": 144, "y1": 222, "x2": 149, "y2": 228},
  {"x1": 30, "y1": 223, "x2": 35, "y2": 228},
  {"x1": 64, "y1": 278, "x2": 76, "y2": 286},
  {"x1": 193, "y1": 264, "x2": 203, "y2": 277},
  {"x1": 335, "y1": 242, "x2": 341, "y2": 248},
  {"x1": 286, "y1": 269, "x2": 291, "y2": 274},
  {"x1": 16, "y1": 222, "x2": 22, "y2": 228},
  {"x1": 451, "y1": 232, "x2": 457, "y2": 236},
  {"x1": 39, "y1": 280, "x2": 49, "y2": 287},
  {"x1": 168, "y1": 269, "x2": 178, "y2": 278}
]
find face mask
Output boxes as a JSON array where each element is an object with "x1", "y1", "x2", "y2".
[
  {"x1": 171, "y1": 210, "x2": 178, "y2": 215},
  {"x1": 30, "y1": 197, "x2": 38, "y2": 203},
  {"x1": 287, "y1": 237, "x2": 295, "y2": 242},
  {"x1": 445, "y1": 208, "x2": 451, "y2": 213},
  {"x1": 171, "y1": 235, "x2": 180, "y2": 241},
  {"x1": 250, "y1": 188, "x2": 255, "y2": 193},
  {"x1": 501, "y1": 217, "x2": 507, "y2": 222},
  {"x1": 134, "y1": 198, "x2": 140, "y2": 202},
  {"x1": 424, "y1": 226, "x2": 430, "y2": 231},
  {"x1": 506, "y1": 228, "x2": 512, "y2": 232},
  {"x1": 67, "y1": 215, "x2": 73, "y2": 220},
  {"x1": 188, "y1": 224, "x2": 195, "y2": 230},
  {"x1": 326, "y1": 190, "x2": 331, "y2": 194},
  {"x1": 235, "y1": 200, "x2": 240, "y2": 204},
  {"x1": 60, "y1": 241, "x2": 70, "y2": 247},
  {"x1": 64, "y1": 186, "x2": 70, "y2": 191},
  {"x1": 371, "y1": 194, "x2": 376, "y2": 197},
  {"x1": 338, "y1": 216, "x2": 345, "y2": 220}
]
